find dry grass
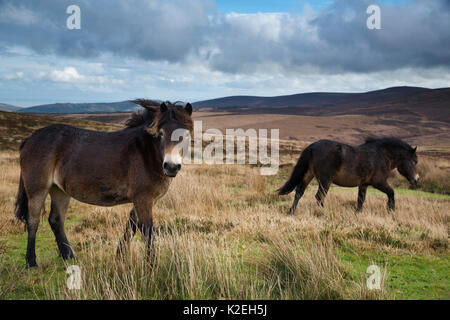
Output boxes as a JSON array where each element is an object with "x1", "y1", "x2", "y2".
[{"x1": 0, "y1": 148, "x2": 448, "y2": 299}]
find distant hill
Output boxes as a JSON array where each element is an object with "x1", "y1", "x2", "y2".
[
  {"x1": 15, "y1": 87, "x2": 449, "y2": 122},
  {"x1": 193, "y1": 86, "x2": 450, "y2": 123},
  {"x1": 192, "y1": 86, "x2": 432, "y2": 109},
  {"x1": 0, "y1": 103, "x2": 20, "y2": 112},
  {"x1": 19, "y1": 101, "x2": 138, "y2": 114}
]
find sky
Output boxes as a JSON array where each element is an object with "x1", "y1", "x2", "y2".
[{"x1": 0, "y1": 0, "x2": 449, "y2": 107}]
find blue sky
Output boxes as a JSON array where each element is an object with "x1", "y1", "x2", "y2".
[
  {"x1": 215, "y1": 0, "x2": 332, "y2": 13},
  {"x1": 216, "y1": 0, "x2": 409, "y2": 13},
  {"x1": 0, "y1": 0, "x2": 448, "y2": 107}
]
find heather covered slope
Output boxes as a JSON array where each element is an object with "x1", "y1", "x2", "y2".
[
  {"x1": 194, "y1": 86, "x2": 434, "y2": 108},
  {"x1": 17, "y1": 87, "x2": 450, "y2": 120},
  {"x1": 0, "y1": 110, "x2": 120, "y2": 151}
]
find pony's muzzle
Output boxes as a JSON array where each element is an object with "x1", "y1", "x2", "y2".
[
  {"x1": 163, "y1": 161, "x2": 181, "y2": 177},
  {"x1": 410, "y1": 174, "x2": 420, "y2": 185}
]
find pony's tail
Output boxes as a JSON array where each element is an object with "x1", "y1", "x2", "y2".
[
  {"x1": 15, "y1": 174, "x2": 28, "y2": 223},
  {"x1": 278, "y1": 146, "x2": 312, "y2": 195},
  {"x1": 15, "y1": 139, "x2": 28, "y2": 223}
]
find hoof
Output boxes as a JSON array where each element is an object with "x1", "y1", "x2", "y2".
[
  {"x1": 60, "y1": 245, "x2": 76, "y2": 260},
  {"x1": 26, "y1": 262, "x2": 38, "y2": 269},
  {"x1": 116, "y1": 245, "x2": 128, "y2": 261},
  {"x1": 62, "y1": 252, "x2": 76, "y2": 260}
]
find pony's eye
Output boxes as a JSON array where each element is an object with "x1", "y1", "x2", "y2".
[{"x1": 159, "y1": 129, "x2": 164, "y2": 137}]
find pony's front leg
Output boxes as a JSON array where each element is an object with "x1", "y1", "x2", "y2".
[
  {"x1": 133, "y1": 198, "x2": 154, "y2": 263},
  {"x1": 356, "y1": 185, "x2": 367, "y2": 212},
  {"x1": 116, "y1": 208, "x2": 138, "y2": 259},
  {"x1": 373, "y1": 182, "x2": 395, "y2": 212},
  {"x1": 138, "y1": 219, "x2": 153, "y2": 262}
]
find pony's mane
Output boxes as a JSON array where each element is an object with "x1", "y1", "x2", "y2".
[
  {"x1": 125, "y1": 99, "x2": 193, "y2": 135},
  {"x1": 125, "y1": 99, "x2": 159, "y2": 128},
  {"x1": 364, "y1": 136, "x2": 414, "y2": 152}
]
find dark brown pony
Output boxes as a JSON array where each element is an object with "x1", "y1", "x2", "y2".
[
  {"x1": 278, "y1": 137, "x2": 419, "y2": 214},
  {"x1": 15, "y1": 100, "x2": 193, "y2": 268}
]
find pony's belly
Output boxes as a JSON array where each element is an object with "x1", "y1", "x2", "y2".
[
  {"x1": 60, "y1": 178, "x2": 130, "y2": 206},
  {"x1": 70, "y1": 192, "x2": 130, "y2": 207},
  {"x1": 333, "y1": 180, "x2": 359, "y2": 188},
  {"x1": 332, "y1": 170, "x2": 360, "y2": 187},
  {"x1": 54, "y1": 162, "x2": 131, "y2": 206},
  {"x1": 66, "y1": 187, "x2": 130, "y2": 206}
]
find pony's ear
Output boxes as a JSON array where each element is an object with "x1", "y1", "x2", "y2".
[
  {"x1": 160, "y1": 102, "x2": 168, "y2": 113},
  {"x1": 185, "y1": 103, "x2": 193, "y2": 115},
  {"x1": 413, "y1": 146, "x2": 417, "y2": 153}
]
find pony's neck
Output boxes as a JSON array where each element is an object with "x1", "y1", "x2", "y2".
[
  {"x1": 133, "y1": 128, "x2": 165, "y2": 176},
  {"x1": 380, "y1": 145, "x2": 401, "y2": 170}
]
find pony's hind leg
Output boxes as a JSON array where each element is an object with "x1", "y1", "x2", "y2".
[
  {"x1": 25, "y1": 190, "x2": 49, "y2": 268},
  {"x1": 49, "y1": 186, "x2": 75, "y2": 260},
  {"x1": 116, "y1": 208, "x2": 138, "y2": 259},
  {"x1": 315, "y1": 176, "x2": 331, "y2": 207},
  {"x1": 288, "y1": 171, "x2": 313, "y2": 214}
]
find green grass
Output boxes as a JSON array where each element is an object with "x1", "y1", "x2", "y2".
[
  {"x1": 339, "y1": 246, "x2": 450, "y2": 300},
  {"x1": 0, "y1": 224, "x2": 70, "y2": 299},
  {"x1": 0, "y1": 201, "x2": 83, "y2": 299}
]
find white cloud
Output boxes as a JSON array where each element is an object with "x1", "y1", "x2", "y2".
[
  {"x1": 1, "y1": 0, "x2": 448, "y2": 74},
  {"x1": 31, "y1": 66, "x2": 124, "y2": 86},
  {"x1": 0, "y1": 0, "x2": 448, "y2": 106},
  {"x1": 48, "y1": 67, "x2": 83, "y2": 82}
]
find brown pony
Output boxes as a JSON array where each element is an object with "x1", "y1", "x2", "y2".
[
  {"x1": 15, "y1": 100, "x2": 193, "y2": 268},
  {"x1": 278, "y1": 137, "x2": 419, "y2": 214}
]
